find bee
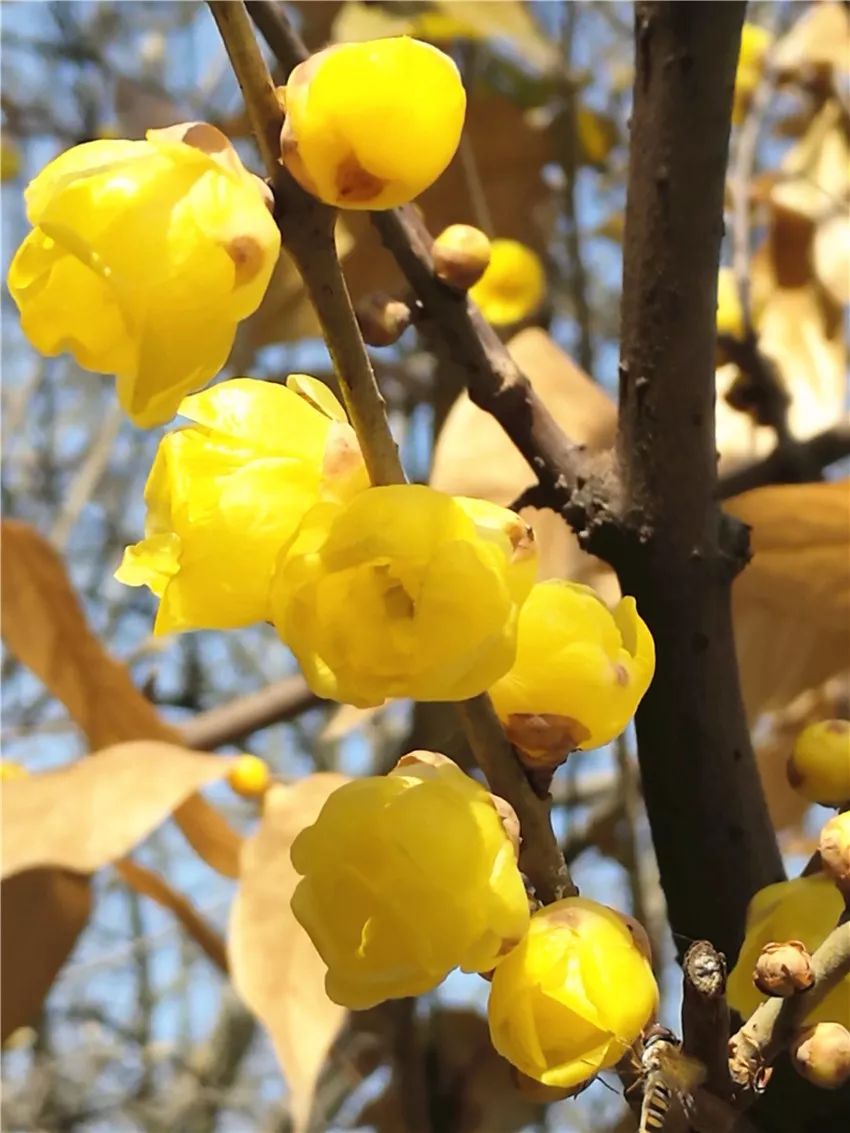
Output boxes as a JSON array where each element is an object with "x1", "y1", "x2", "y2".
[{"x1": 638, "y1": 1025, "x2": 706, "y2": 1132}]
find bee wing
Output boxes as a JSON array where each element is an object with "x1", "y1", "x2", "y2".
[{"x1": 657, "y1": 1047, "x2": 707, "y2": 1091}]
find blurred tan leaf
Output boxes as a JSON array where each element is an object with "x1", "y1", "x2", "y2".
[
  {"x1": 728, "y1": 479, "x2": 850, "y2": 720},
  {"x1": 115, "y1": 857, "x2": 228, "y2": 973},
  {"x1": 1, "y1": 868, "x2": 92, "y2": 1041},
  {"x1": 1, "y1": 742, "x2": 236, "y2": 879},
  {"x1": 229, "y1": 775, "x2": 349, "y2": 1133},
  {"x1": 772, "y1": 1, "x2": 850, "y2": 77},
  {"x1": 332, "y1": 0, "x2": 559, "y2": 72},
  {"x1": 717, "y1": 100, "x2": 848, "y2": 470},
  {"x1": 0, "y1": 520, "x2": 242, "y2": 877}
]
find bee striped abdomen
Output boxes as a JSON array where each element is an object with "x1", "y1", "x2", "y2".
[{"x1": 640, "y1": 1076, "x2": 673, "y2": 1131}]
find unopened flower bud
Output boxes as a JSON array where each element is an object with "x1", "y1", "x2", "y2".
[
  {"x1": 356, "y1": 292, "x2": 412, "y2": 347},
  {"x1": 788, "y1": 719, "x2": 850, "y2": 806},
  {"x1": 227, "y1": 754, "x2": 271, "y2": 799},
  {"x1": 791, "y1": 1022, "x2": 850, "y2": 1090},
  {"x1": 819, "y1": 811, "x2": 850, "y2": 898},
  {"x1": 432, "y1": 224, "x2": 492, "y2": 290},
  {"x1": 753, "y1": 940, "x2": 815, "y2": 997},
  {"x1": 280, "y1": 38, "x2": 465, "y2": 210}
]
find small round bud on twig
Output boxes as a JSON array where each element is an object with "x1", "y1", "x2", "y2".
[
  {"x1": 790, "y1": 1022, "x2": 850, "y2": 1090},
  {"x1": 753, "y1": 940, "x2": 815, "y2": 997},
  {"x1": 432, "y1": 224, "x2": 492, "y2": 290},
  {"x1": 819, "y1": 811, "x2": 850, "y2": 898},
  {"x1": 356, "y1": 292, "x2": 413, "y2": 347}
]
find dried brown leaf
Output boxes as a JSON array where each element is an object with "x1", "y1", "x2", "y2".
[
  {"x1": 229, "y1": 775, "x2": 349, "y2": 1133},
  {"x1": 115, "y1": 857, "x2": 228, "y2": 973},
  {"x1": 1, "y1": 868, "x2": 92, "y2": 1041},
  {"x1": 1, "y1": 742, "x2": 236, "y2": 879},
  {"x1": 728, "y1": 479, "x2": 850, "y2": 720},
  {"x1": 772, "y1": 1, "x2": 850, "y2": 77},
  {"x1": 0, "y1": 520, "x2": 242, "y2": 877}
]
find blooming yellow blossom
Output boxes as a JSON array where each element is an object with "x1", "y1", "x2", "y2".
[
  {"x1": 788, "y1": 719, "x2": 850, "y2": 806},
  {"x1": 733, "y1": 24, "x2": 771, "y2": 126},
  {"x1": 280, "y1": 37, "x2": 465, "y2": 210},
  {"x1": 488, "y1": 897, "x2": 658, "y2": 1088},
  {"x1": 468, "y1": 239, "x2": 546, "y2": 326},
  {"x1": 227, "y1": 754, "x2": 272, "y2": 798},
  {"x1": 488, "y1": 581, "x2": 655, "y2": 763},
  {"x1": 291, "y1": 751, "x2": 530, "y2": 1009},
  {"x1": 116, "y1": 375, "x2": 367, "y2": 633},
  {"x1": 727, "y1": 874, "x2": 849, "y2": 1028},
  {"x1": 270, "y1": 485, "x2": 537, "y2": 707},
  {"x1": 7, "y1": 123, "x2": 280, "y2": 427}
]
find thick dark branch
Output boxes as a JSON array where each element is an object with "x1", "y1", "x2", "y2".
[{"x1": 613, "y1": 2, "x2": 783, "y2": 963}]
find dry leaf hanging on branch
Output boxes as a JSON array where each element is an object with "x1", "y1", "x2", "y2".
[
  {"x1": 0, "y1": 519, "x2": 243, "y2": 877},
  {"x1": 0, "y1": 868, "x2": 92, "y2": 1042},
  {"x1": 229, "y1": 774, "x2": 350, "y2": 1133},
  {"x1": 726, "y1": 479, "x2": 850, "y2": 721},
  {"x1": 1, "y1": 741, "x2": 236, "y2": 879}
]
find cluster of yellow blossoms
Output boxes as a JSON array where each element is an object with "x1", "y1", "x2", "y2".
[
  {"x1": 7, "y1": 35, "x2": 664, "y2": 1092},
  {"x1": 292, "y1": 751, "x2": 659, "y2": 1090}
]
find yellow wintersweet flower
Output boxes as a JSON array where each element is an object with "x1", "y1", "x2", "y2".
[
  {"x1": 280, "y1": 37, "x2": 465, "y2": 210},
  {"x1": 270, "y1": 485, "x2": 537, "y2": 707},
  {"x1": 788, "y1": 719, "x2": 850, "y2": 806},
  {"x1": 7, "y1": 123, "x2": 280, "y2": 427},
  {"x1": 116, "y1": 375, "x2": 367, "y2": 634},
  {"x1": 728, "y1": 874, "x2": 849, "y2": 1028},
  {"x1": 488, "y1": 581, "x2": 655, "y2": 763},
  {"x1": 733, "y1": 24, "x2": 771, "y2": 126},
  {"x1": 468, "y1": 239, "x2": 546, "y2": 326},
  {"x1": 488, "y1": 897, "x2": 658, "y2": 1089},
  {"x1": 291, "y1": 751, "x2": 530, "y2": 1009}
]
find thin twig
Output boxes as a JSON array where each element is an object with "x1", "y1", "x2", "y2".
[
  {"x1": 728, "y1": 918, "x2": 850, "y2": 1099},
  {"x1": 179, "y1": 675, "x2": 322, "y2": 750}
]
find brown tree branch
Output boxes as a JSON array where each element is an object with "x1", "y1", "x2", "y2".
[
  {"x1": 611, "y1": 2, "x2": 784, "y2": 963},
  {"x1": 728, "y1": 918, "x2": 850, "y2": 1099},
  {"x1": 717, "y1": 422, "x2": 850, "y2": 500},
  {"x1": 178, "y1": 676, "x2": 322, "y2": 750}
]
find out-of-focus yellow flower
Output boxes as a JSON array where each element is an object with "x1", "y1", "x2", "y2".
[
  {"x1": 227, "y1": 754, "x2": 272, "y2": 798},
  {"x1": 116, "y1": 375, "x2": 367, "y2": 634},
  {"x1": 271, "y1": 485, "x2": 537, "y2": 707},
  {"x1": 7, "y1": 123, "x2": 280, "y2": 427},
  {"x1": 716, "y1": 266, "x2": 745, "y2": 340},
  {"x1": 0, "y1": 762, "x2": 29, "y2": 782},
  {"x1": 788, "y1": 719, "x2": 850, "y2": 806},
  {"x1": 1, "y1": 136, "x2": 22, "y2": 182},
  {"x1": 468, "y1": 239, "x2": 546, "y2": 326},
  {"x1": 488, "y1": 897, "x2": 658, "y2": 1089},
  {"x1": 280, "y1": 37, "x2": 465, "y2": 210},
  {"x1": 733, "y1": 24, "x2": 772, "y2": 126},
  {"x1": 728, "y1": 874, "x2": 849, "y2": 1028},
  {"x1": 488, "y1": 581, "x2": 655, "y2": 765},
  {"x1": 291, "y1": 750, "x2": 530, "y2": 1009}
]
